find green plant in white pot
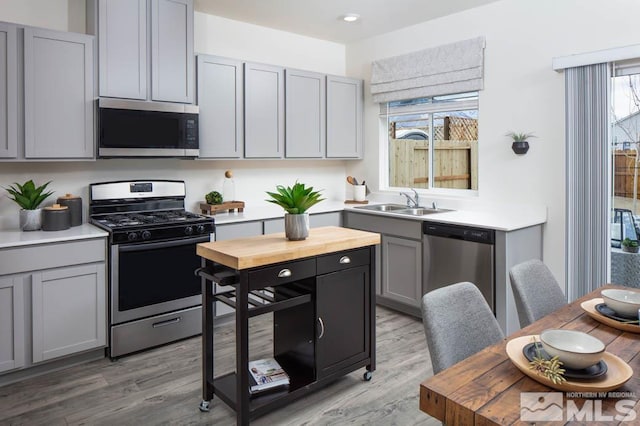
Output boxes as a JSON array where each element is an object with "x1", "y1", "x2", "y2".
[
  {"x1": 266, "y1": 182, "x2": 324, "y2": 241},
  {"x1": 4, "y1": 180, "x2": 53, "y2": 231}
]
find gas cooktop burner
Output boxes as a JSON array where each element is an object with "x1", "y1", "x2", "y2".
[{"x1": 94, "y1": 210, "x2": 205, "y2": 228}]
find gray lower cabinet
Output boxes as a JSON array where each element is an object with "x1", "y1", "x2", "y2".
[
  {"x1": 326, "y1": 75, "x2": 363, "y2": 159},
  {"x1": 285, "y1": 69, "x2": 325, "y2": 158},
  {"x1": 0, "y1": 237, "x2": 107, "y2": 376},
  {"x1": 197, "y1": 55, "x2": 243, "y2": 158},
  {"x1": 0, "y1": 277, "x2": 25, "y2": 373},
  {"x1": 0, "y1": 22, "x2": 17, "y2": 158},
  {"x1": 344, "y1": 211, "x2": 422, "y2": 316},
  {"x1": 31, "y1": 264, "x2": 106, "y2": 363},
  {"x1": 24, "y1": 28, "x2": 94, "y2": 159},
  {"x1": 244, "y1": 62, "x2": 284, "y2": 158}
]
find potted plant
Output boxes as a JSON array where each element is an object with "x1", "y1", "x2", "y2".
[
  {"x1": 507, "y1": 131, "x2": 535, "y2": 154},
  {"x1": 266, "y1": 182, "x2": 324, "y2": 241},
  {"x1": 622, "y1": 238, "x2": 639, "y2": 253},
  {"x1": 4, "y1": 180, "x2": 54, "y2": 231}
]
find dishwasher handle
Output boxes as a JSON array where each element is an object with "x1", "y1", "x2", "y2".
[{"x1": 423, "y1": 222, "x2": 495, "y2": 244}]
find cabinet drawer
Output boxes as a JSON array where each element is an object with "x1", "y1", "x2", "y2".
[
  {"x1": 317, "y1": 248, "x2": 370, "y2": 275},
  {"x1": 248, "y1": 258, "x2": 315, "y2": 290}
]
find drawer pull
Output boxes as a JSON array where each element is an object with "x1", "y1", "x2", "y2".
[
  {"x1": 278, "y1": 269, "x2": 292, "y2": 278},
  {"x1": 339, "y1": 256, "x2": 351, "y2": 264},
  {"x1": 152, "y1": 317, "x2": 181, "y2": 328},
  {"x1": 318, "y1": 317, "x2": 325, "y2": 339}
]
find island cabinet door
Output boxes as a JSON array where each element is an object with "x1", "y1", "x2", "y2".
[{"x1": 315, "y1": 264, "x2": 370, "y2": 379}]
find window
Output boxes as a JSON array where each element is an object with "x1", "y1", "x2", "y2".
[{"x1": 382, "y1": 92, "x2": 478, "y2": 192}]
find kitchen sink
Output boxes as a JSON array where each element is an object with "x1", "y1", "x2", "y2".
[
  {"x1": 395, "y1": 207, "x2": 454, "y2": 216},
  {"x1": 354, "y1": 204, "x2": 407, "y2": 212}
]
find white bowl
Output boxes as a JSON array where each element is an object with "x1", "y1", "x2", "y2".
[
  {"x1": 539, "y1": 329, "x2": 605, "y2": 370},
  {"x1": 601, "y1": 288, "x2": 640, "y2": 318}
]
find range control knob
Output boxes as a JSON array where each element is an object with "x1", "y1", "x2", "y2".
[
  {"x1": 196, "y1": 225, "x2": 205, "y2": 234},
  {"x1": 184, "y1": 226, "x2": 194, "y2": 236},
  {"x1": 141, "y1": 230, "x2": 151, "y2": 240},
  {"x1": 127, "y1": 232, "x2": 139, "y2": 241}
]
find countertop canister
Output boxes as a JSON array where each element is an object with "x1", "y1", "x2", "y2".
[
  {"x1": 56, "y1": 193, "x2": 82, "y2": 226},
  {"x1": 42, "y1": 204, "x2": 71, "y2": 231}
]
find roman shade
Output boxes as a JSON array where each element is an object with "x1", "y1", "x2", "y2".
[{"x1": 370, "y1": 36, "x2": 485, "y2": 103}]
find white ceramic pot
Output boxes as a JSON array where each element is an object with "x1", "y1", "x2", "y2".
[
  {"x1": 20, "y1": 208, "x2": 43, "y2": 231},
  {"x1": 284, "y1": 213, "x2": 309, "y2": 241}
]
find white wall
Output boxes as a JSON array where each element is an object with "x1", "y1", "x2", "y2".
[
  {"x1": 345, "y1": 0, "x2": 640, "y2": 288},
  {"x1": 0, "y1": 5, "x2": 348, "y2": 230}
]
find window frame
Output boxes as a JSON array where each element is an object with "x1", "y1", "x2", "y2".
[{"x1": 379, "y1": 94, "x2": 479, "y2": 196}]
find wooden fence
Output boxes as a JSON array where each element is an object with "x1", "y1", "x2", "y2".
[
  {"x1": 615, "y1": 150, "x2": 640, "y2": 199},
  {"x1": 390, "y1": 139, "x2": 478, "y2": 190}
]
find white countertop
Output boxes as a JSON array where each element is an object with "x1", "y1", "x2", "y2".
[
  {"x1": 343, "y1": 204, "x2": 546, "y2": 231},
  {"x1": 204, "y1": 199, "x2": 546, "y2": 232},
  {"x1": 0, "y1": 224, "x2": 108, "y2": 249},
  {"x1": 202, "y1": 200, "x2": 346, "y2": 225}
]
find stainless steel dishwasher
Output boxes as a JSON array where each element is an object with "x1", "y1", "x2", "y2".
[{"x1": 422, "y1": 222, "x2": 495, "y2": 311}]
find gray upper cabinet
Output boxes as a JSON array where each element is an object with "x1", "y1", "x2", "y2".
[
  {"x1": 326, "y1": 75, "x2": 363, "y2": 159},
  {"x1": 197, "y1": 55, "x2": 243, "y2": 158},
  {"x1": 151, "y1": 0, "x2": 194, "y2": 103},
  {"x1": 285, "y1": 69, "x2": 325, "y2": 158},
  {"x1": 93, "y1": 0, "x2": 194, "y2": 104},
  {"x1": 24, "y1": 28, "x2": 94, "y2": 159},
  {"x1": 244, "y1": 62, "x2": 284, "y2": 158},
  {"x1": 98, "y1": 0, "x2": 147, "y2": 100},
  {"x1": 0, "y1": 23, "x2": 17, "y2": 158}
]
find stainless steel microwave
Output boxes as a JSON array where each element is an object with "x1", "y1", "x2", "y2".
[{"x1": 97, "y1": 98, "x2": 199, "y2": 158}]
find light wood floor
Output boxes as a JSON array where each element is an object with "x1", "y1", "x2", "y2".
[{"x1": 0, "y1": 306, "x2": 440, "y2": 425}]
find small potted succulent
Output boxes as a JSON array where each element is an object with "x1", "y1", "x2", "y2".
[
  {"x1": 4, "y1": 180, "x2": 54, "y2": 231},
  {"x1": 622, "y1": 238, "x2": 639, "y2": 253},
  {"x1": 507, "y1": 131, "x2": 535, "y2": 155},
  {"x1": 266, "y1": 181, "x2": 324, "y2": 241}
]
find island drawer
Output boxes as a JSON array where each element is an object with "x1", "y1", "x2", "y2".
[
  {"x1": 317, "y1": 247, "x2": 370, "y2": 275},
  {"x1": 248, "y1": 258, "x2": 316, "y2": 290}
]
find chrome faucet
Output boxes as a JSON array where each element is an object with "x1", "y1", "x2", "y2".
[
  {"x1": 432, "y1": 201, "x2": 437, "y2": 210},
  {"x1": 400, "y1": 188, "x2": 420, "y2": 207}
]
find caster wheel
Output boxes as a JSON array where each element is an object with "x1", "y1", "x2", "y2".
[
  {"x1": 363, "y1": 371, "x2": 373, "y2": 381},
  {"x1": 199, "y1": 400, "x2": 211, "y2": 412}
]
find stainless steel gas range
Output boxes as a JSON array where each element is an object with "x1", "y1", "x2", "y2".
[{"x1": 89, "y1": 180, "x2": 214, "y2": 358}]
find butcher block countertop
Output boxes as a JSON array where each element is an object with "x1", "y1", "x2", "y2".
[{"x1": 196, "y1": 226, "x2": 381, "y2": 270}]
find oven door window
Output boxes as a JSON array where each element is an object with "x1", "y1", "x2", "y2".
[{"x1": 118, "y1": 240, "x2": 201, "y2": 311}]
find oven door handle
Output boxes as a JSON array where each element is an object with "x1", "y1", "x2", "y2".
[{"x1": 118, "y1": 235, "x2": 211, "y2": 252}]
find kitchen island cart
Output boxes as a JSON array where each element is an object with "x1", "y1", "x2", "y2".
[{"x1": 196, "y1": 226, "x2": 380, "y2": 425}]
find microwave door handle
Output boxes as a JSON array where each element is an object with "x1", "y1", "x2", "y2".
[{"x1": 118, "y1": 235, "x2": 210, "y2": 252}]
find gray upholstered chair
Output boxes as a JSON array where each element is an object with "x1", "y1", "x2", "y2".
[
  {"x1": 509, "y1": 259, "x2": 566, "y2": 328},
  {"x1": 421, "y1": 282, "x2": 504, "y2": 375}
]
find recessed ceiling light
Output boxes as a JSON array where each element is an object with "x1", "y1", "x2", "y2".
[{"x1": 342, "y1": 13, "x2": 360, "y2": 23}]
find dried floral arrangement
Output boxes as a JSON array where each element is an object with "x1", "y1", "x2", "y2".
[{"x1": 528, "y1": 337, "x2": 566, "y2": 385}]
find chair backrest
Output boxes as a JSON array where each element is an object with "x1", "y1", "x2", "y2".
[
  {"x1": 421, "y1": 282, "x2": 504, "y2": 375},
  {"x1": 509, "y1": 259, "x2": 566, "y2": 328}
]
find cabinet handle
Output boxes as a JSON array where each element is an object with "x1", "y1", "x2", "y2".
[
  {"x1": 339, "y1": 256, "x2": 351, "y2": 264},
  {"x1": 318, "y1": 317, "x2": 325, "y2": 339},
  {"x1": 277, "y1": 269, "x2": 292, "y2": 278}
]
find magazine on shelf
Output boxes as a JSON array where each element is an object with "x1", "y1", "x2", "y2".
[{"x1": 248, "y1": 358, "x2": 290, "y2": 394}]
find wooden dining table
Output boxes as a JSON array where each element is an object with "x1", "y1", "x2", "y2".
[{"x1": 419, "y1": 284, "x2": 640, "y2": 425}]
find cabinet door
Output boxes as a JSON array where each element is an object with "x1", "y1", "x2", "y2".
[
  {"x1": 244, "y1": 62, "x2": 284, "y2": 158},
  {"x1": 151, "y1": 0, "x2": 194, "y2": 103},
  {"x1": 381, "y1": 235, "x2": 422, "y2": 307},
  {"x1": 0, "y1": 276, "x2": 25, "y2": 373},
  {"x1": 98, "y1": 0, "x2": 147, "y2": 99},
  {"x1": 32, "y1": 263, "x2": 106, "y2": 363},
  {"x1": 326, "y1": 75, "x2": 363, "y2": 158},
  {"x1": 24, "y1": 28, "x2": 94, "y2": 158},
  {"x1": 285, "y1": 69, "x2": 325, "y2": 158},
  {"x1": 316, "y1": 265, "x2": 369, "y2": 379},
  {"x1": 0, "y1": 23, "x2": 17, "y2": 158},
  {"x1": 197, "y1": 55, "x2": 243, "y2": 158}
]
